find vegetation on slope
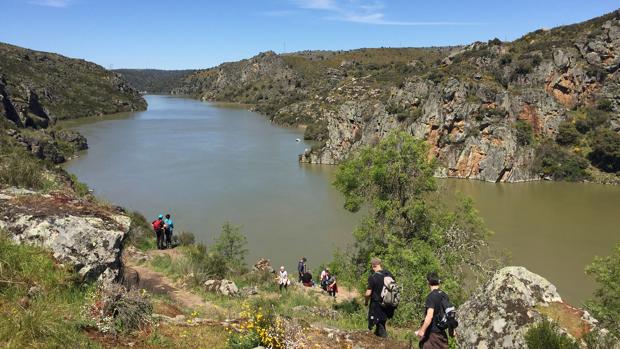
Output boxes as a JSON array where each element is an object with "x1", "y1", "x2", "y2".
[{"x1": 113, "y1": 69, "x2": 197, "y2": 94}]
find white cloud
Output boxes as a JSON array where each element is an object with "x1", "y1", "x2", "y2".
[
  {"x1": 287, "y1": 0, "x2": 480, "y2": 26},
  {"x1": 29, "y1": 0, "x2": 72, "y2": 7}
]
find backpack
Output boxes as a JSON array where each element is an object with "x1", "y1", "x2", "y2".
[
  {"x1": 378, "y1": 272, "x2": 401, "y2": 309},
  {"x1": 152, "y1": 219, "x2": 162, "y2": 231},
  {"x1": 434, "y1": 291, "x2": 458, "y2": 331}
]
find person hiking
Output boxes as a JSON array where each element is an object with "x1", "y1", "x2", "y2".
[
  {"x1": 297, "y1": 257, "x2": 307, "y2": 282},
  {"x1": 416, "y1": 272, "x2": 451, "y2": 349},
  {"x1": 326, "y1": 273, "x2": 338, "y2": 298},
  {"x1": 278, "y1": 266, "x2": 289, "y2": 292},
  {"x1": 320, "y1": 267, "x2": 330, "y2": 291},
  {"x1": 152, "y1": 214, "x2": 165, "y2": 250},
  {"x1": 365, "y1": 257, "x2": 395, "y2": 338},
  {"x1": 163, "y1": 214, "x2": 174, "y2": 249}
]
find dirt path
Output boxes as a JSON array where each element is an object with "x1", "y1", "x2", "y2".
[{"x1": 124, "y1": 248, "x2": 224, "y2": 317}]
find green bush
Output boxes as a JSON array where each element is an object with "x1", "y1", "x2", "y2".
[
  {"x1": 212, "y1": 222, "x2": 248, "y2": 271},
  {"x1": 556, "y1": 122, "x2": 581, "y2": 146},
  {"x1": 534, "y1": 140, "x2": 589, "y2": 181},
  {"x1": 515, "y1": 120, "x2": 534, "y2": 146},
  {"x1": 575, "y1": 108, "x2": 609, "y2": 134},
  {"x1": 304, "y1": 121, "x2": 328, "y2": 141},
  {"x1": 597, "y1": 99, "x2": 614, "y2": 112},
  {"x1": 586, "y1": 243, "x2": 620, "y2": 337},
  {"x1": 176, "y1": 231, "x2": 196, "y2": 246},
  {"x1": 588, "y1": 129, "x2": 620, "y2": 173},
  {"x1": 127, "y1": 211, "x2": 156, "y2": 251},
  {"x1": 524, "y1": 319, "x2": 579, "y2": 349}
]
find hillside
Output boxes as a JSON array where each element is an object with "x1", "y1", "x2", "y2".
[
  {"x1": 0, "y1": 42, "x2": 146, "y2": 124},
  {"x1": 174, "y1": 11, "x2": 620, "y2": 183},
  {"x1": 0, "y1": 42, "x2": 147, "y2": 163},
  {"x1": 113, "y1": 69, "x2": 197, "y2": 94}
]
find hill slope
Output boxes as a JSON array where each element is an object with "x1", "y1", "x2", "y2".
[
  {"x1": 113, "y1": 69, "x2": 197, "y2": 94},
  {"x1": 174, "y1": 11, "x2": 620, "y2": 183},
  {"x1": 0, "y1": 42, "x2": 146, "y2": 127}
]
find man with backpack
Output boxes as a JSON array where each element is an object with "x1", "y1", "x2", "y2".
[
  {"x1": 152, "y1": 214, "x2": 165, "y2": 250},
  {"x1": 297, "y1": 257, "x2": 307, "y2": 283},
  {"x1": 365, "y1": 257, "x2": 398, "y2": 338},
  {"x1": 416, "y1": 272, "x2": 457, "y2": 349}
]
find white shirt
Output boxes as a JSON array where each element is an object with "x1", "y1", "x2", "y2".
[{"x1": 279, "y1": 270, "x2": 288, "y2": 284}]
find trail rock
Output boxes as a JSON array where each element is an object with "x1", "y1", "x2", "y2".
[
  {"x1": 204, "y1": 279, "x2": 239, "y2": 296},
  {"x1": 253, "y1": 257, "x2": 275, "y2": 273}
]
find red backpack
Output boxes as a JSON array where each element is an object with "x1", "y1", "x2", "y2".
[{"x1": 152, "y1": 219, "x2": 162, "y2": 231}]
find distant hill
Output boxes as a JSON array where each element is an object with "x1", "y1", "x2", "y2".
[
  {"x1": 174, "y1": 10, "x2": 620, "y2": 184},
  {"x1": 0, "y1": 42, "x2": 146, "y2": 126},
  {"x1": 113, "y1": 69, "x2": 197, "y2": 94}
]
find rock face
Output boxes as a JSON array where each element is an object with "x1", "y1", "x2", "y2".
[
  {"x1": 0, "y1": 42, "x2": 147, "y2": 125},
  {"x1": 176, "y1": 11, "x2": 620, "y2": 183},
  {"x1": 204, "y1": 279, "x2": 239, "y2": 296},
  {"x1": 0, "y1": 189, "x2": 130, "y2": 284},
  {"x1": 458, "y1": 266, "x2": 609, "y2": 349}
]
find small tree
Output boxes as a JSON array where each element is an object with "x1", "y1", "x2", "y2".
[
  {"x1": 586, "y1": 243, "x2": 620, "y2": 337},
  {"x1": 212, "y1": 222, "x2": 248, "y2": 270}
]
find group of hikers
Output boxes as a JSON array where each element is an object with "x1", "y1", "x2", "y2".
[
  {"x1": 151, "y1": 214, "x2": 174, "y2": 250},
  {"x1": 279, "y1": 256, "x2": 457, "y2": 348},
  {"x1": 149, "y1": 219, "x2": 455, "y2": 348}
]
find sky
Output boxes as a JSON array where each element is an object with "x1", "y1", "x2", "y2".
[{"x1": 1, "y1": 0, "x2": 618, "y2": 70}]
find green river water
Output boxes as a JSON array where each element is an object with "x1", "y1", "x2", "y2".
[{"x1": 64, "y1": 95, "x2": 620, "y2": 305}]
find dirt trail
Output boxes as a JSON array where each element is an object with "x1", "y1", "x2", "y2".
[{"x1": 124, "y1": 248, "x2": 223, "y2": 316}]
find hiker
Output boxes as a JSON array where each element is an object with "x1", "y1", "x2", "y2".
[
  {"x1": 365, "y1": 257, "x2": 396, "y2": 338},
  {"x1": 164, "y1": 214, "x2": 174, "y2": 249},
  {"x1": 416, "y1": 272, "x2": 452, "y2": 349},
  {"x1": 320, "y1": 267, "x2": 330, "y2": 291},
  {"x1": 152, "y1": 214, "x2": 165, "y2": 250},
  {"x1": 301, "y1": 271, "x2": 314, "y2": 287},
  {"x1": 297, "y1": 257, "x2": 307, "y2": 282},
  {"x1": 326, "y1": 273, "x2": 338, "y2": 298},
  {"x1": 278, "y1": 266, "x2": 290, "y2": 292}
]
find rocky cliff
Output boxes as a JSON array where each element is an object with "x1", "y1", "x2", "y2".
[
  {"x1": 113, "y1": 69, "x2": 197, "y2": 94},
  {"x1": 175, "y1": 11, "x2": 620, "y2": 183}
]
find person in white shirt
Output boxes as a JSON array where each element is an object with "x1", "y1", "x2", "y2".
[{"x1": 279, "y1": 266, "x2": 289, "y2": 292}]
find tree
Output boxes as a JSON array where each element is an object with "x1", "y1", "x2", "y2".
[
  {"x1": 333, "y1": 131, "x2": 493, "y2": 323},
  {"x1": 588, "y1": 129, "x2": 620, "y2": 173},
  {"x1": 212, "y1": 222, "x2": 248, "y2": 270},
  {"x1": 556, "y1": 122, "x2": 580, "y2": 146},
  {"x1": 586, "y1": 243, "x2": 620, "y2": 337}
]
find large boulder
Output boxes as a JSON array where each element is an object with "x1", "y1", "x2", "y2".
[
  {"x1": 0, "y1": 189, "x2": 130, "y2": 284},
  {"x1": 253, "y1": 257, "x2": 275, "y2": 273},
  {"x1": 457, "y1": 266, "x2": 614, "y2": 349}
]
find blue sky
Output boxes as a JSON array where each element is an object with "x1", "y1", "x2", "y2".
[{"x1": 2, "y1": 0, "x2": 618, "y2": 69}]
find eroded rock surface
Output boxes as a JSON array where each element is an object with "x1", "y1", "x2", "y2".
[
  {"x1": 458, "y1": 266, "x2": 614, "y2": 349},
  {"x1": 0, "y1": 189, "x2": 130, "y2": 284}
]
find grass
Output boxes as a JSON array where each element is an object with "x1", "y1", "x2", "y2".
[{"x1": 0, "y1": 233, "x2": 97, "y2": 348}]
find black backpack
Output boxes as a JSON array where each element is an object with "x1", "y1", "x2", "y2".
[{"x1": 434, "y1": 290, "x2": 458, "y2": 331}]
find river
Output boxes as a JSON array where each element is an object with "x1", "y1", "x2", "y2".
[{"x1": 64, "y1": 95, "x2": 620, "y2": 305}]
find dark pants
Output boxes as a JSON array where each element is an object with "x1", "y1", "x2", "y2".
[
  {"x1": 165, "y1": 228, "x2": 172, "y2": 248},
  {"x1": 279, "y1": 283, "x2": 288, "y2": 291},
  {"x1": 419, "y1": 332, "x2": 448, "y2": 349},
  {"x1": 156, "y1": 229, "x2": 165, "y2": 249},
  {"x1": 368, "y1": 301, "x2": 388, "y2": 338}
]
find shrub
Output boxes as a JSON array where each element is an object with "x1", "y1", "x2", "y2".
[
  {"x1": 524, "y1": 319, "x2": 579, "y2": 349},
  {"x1": 228, "y1": 302, "x2": 286, "y2": 349},
  {"x1": 303, "y1": 121, "x2": 328, "y2": 141},
  {"x1": 597, "y1": 99, "x2": 614, "y2": 112},
  {"x1": 586, "y1": 243, "x2": 620, "y2": 337},
  {"x1": 575, "y1": 108, "x2": 609, "y2": 134},
  {"x1": 127, "y1": 211, "x2": 156, "y2": 250},
  {"x1": 85, "y1": 284, "x2": 152, "y2": 335},
  {"x1": 176, "y1": 231, "x2": 196, "y2": 246},
  {"x1": 556, "y1": 122, "x2": 581, "y2": 146},
  {"x1": 212, "y1": 222, "x2": 248, "y2": 271},
  {"x1": 533, "y1": 140, "x2": 589, "y2": 181},
  {"x1": 588, "y1": 129, "x2": 620, "y2": 173},
  {"x1": 515, "y1": 120, "x2": 533, "y2": 146}
]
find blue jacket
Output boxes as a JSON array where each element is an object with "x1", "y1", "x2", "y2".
[{"x1": 164, "y1": 218, "x2": 174, "y2": 231}]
